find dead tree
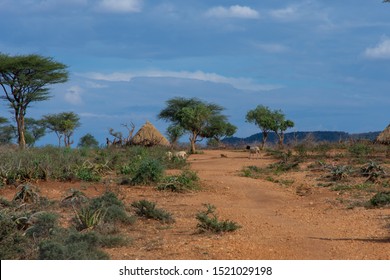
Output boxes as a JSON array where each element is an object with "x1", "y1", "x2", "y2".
[{"x1": 121, "y1": 122, "x2": 135, "y2": 146}]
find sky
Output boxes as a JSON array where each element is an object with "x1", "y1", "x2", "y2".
[{"x1": 0, "y1": 0, "x2": 389, "y2": 146}]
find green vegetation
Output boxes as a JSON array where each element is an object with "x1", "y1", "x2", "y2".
[
  {"x1": 369, "y1": 191, "x2": 390, "y2": 207},
  {"x1": 0, "y1": 190, "x2": 133, "y2": 260},
  {"x1": 157, "y1": 170, "x2": 200, "y2": 192},
  {"x1": 246, "y1": 105, "x2": 294, "y2": 148},
  {"x1": 158, "y1": 97, "x2": 236, "y2": 153},
  {"x1": 131, "y1": 200, "x2": 174, "y2": 223},
  {"x1": 0, "y1": 54, "x2": 68, "y2": 149},
  {"x1": 196, "y1": 204, "x2": 241, "y2": 233}
]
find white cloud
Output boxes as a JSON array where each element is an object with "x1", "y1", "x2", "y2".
[
  {"x1": 205, "y1": 5, "x2": 259, "y2": 19},
  {"x1": 364, "y1": 37, "x2": 390, "y2": 59},
  {"x1": 269, "y1": 6, "x2": 299, "y2": 21},
  {"x1": 96, "y1": 0, "x2": 143, "y2": 13},
  {"x1": 269, "y1": 2, "x2": 329, "y2": 22},
  {"x1": 81, "y1": 70, "x2": 282, "y2": 92},
  {"x1": 255, "y1": 43, "x2": 289, "y2": 53},
  {"x1": 64, "y1": 86, "x2": 83, "y2": 105}
]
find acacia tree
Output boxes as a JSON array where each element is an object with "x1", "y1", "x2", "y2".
[
  {"x1": 271, "y1": 110, "x2": 295, "y2": 147},
  {"x1": 166, "y1": 124, "x2": 185, "y2": 148},
  {"x1": 0, "y1": 54, "x2": 68, "y2": 149},
  {"x1": 246, "y1": 105, "x2": 294, "y2": 148},
  {"x1": 78, "y1": 133, "x2": 99, "y2": 148},
  {"x1": 24, "y1": 118, "x2": 46, "y2": 147},
  {"x1": 158, "y1": 97, "x2": 235, "y2": 153},
  {"x1": 245, "y1": 105, "x2": 275, "y2": 148},
  {"x1": 43, "y1": 112, "x2": 80, "y2": 147},
  {"x1": 203, "y1": 115, "x2": 237, "y2": 145}
]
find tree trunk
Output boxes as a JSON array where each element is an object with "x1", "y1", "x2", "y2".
[
  {"x1": 277, "y1": 132, "x2": 284, "y2": 148},
  {"x1": 16, "y1": 113, "x2": 26, "y2": 149},
  {"x1": 261, "y1": 131, "x2": 268, "y2": 149},
  {"x1": 190, "y1": 131, "x2": 197, "y2": 154}
]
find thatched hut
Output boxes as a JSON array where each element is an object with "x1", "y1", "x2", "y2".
[
  {"x1": 376, "y1": 124, "x2": 390, "y2": 144},
  {"x1": 131, "y1": 121, "x2": 170, "y2": 147}
]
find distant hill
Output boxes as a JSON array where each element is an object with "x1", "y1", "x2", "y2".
[{"x1": 222, "y1": 131, "x2": 381, "y2": 146}]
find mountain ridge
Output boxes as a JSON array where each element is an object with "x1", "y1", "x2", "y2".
[{"x1": 222, "y1": 130, "x2": 381, "y2": 146}]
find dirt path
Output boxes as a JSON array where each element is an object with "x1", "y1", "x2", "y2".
[
  {"x1": 106, "y1": 149, "x2": 390, "y2": 260},
  {"x1": 153, "y1": 149, "x2": 390, "y2": 260}
]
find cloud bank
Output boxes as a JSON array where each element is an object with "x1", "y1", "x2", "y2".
[
  {"x1": 205, "y1": 5, "x2": 259, "y2": 19},
  {"x1": 81, "y1": 70, "x2": 282, "y2": 92},
  {"x1": 364, "y1": 37, "x2": 390, "y2": 59}
]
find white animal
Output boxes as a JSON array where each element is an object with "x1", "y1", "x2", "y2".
[
  {"x1": 174, "y1": 151, "x2": 188, "y2": 159},
  {"x1": 246, "y1": 145, "x2": 260, "y2": 159},
  {"x1": 166, "y1": 151, "x2": 173, "y2": 160},
  {"x1": 166, "y1": 151, "x2": 188, "y2": 160}
]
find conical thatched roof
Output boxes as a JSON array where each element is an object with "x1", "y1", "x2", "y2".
[
  {"x1": 376, "y1": 124, "x2": 390, "y2": 144},
  {"x1": 132, "y1": 121, "x2": 170, "y2": 147}
]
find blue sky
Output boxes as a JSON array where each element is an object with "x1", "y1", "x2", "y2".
[{"x1": 0, "y1": 0, "x2": 389, "y2": 146}]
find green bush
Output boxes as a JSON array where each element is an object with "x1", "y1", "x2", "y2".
[
  {"x1": 73, "y1": 207, "x2": 105, "y2": 231},
  {"x1": 241, "y1": 165, "x2": 262, "y2": 178},
  {"x1": 0, "y1": 210, "x2": 32, "y2": 259},
  {"x1": 131, "y1": 200, "x2": 174, "y2": 223},
  {"x1": 158, "y1": 170, "x2": 200, "y2": 192},
  {"x1": 348, "y1": 142, "x2": 372, "y2": 158},
  {"x1": 360, "y1": 161, "x2": 386, "y2": 182},
  {"x1": 39, "y1": 231, "x2": 109, "y2": 260},
  {"x1": 25, "y1": 212, "x2": 59, "y2": 239},
  {"x1": 330, "y1": 165, "x2": 352, "y2": 181},
  {"x1": 369, "y1": 191, "x2": 390, "y2": 207},
  {"x1": 87, "y1": 192, "x2": 135, "y2": 225},
  {"x1": 130, "y1": 159, "x2": 164, "y2": 185},
  {"x1": 196, "y1": 204, "x2": 241, "y2": 233}
]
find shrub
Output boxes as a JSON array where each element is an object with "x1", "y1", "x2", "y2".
[
  {"x1": 86, "y1": 192, "x2": 135, "y2": 225},
  {"x1": 61, "y1": 189, "x2": 88, "y2": 207},
  {"x1": 130, "y1": 159, "x2": 164, "y2": 185},
  {"x1": 73, "y1": 207, "x2": 105, "y2": 231},
  {"x1": 39, "y1": 231, "x2": 109, "y2": 260},
  {"x1": 157, "y1": 170, "x2": 200, "y2": 192},
  {"x1": 196, "y1": 204, "x2": 241, "y2": 233},
  {"x1": 369, "y1": 191, "x2": 390, "y2": 207},
  {"x1": 241, "y1": 165, "x2": 262, "y2": 179},
  {"x1": 76, "y1": 167, "x2": 101, "y2": 182},
  {"x1": 348, "y1": 142, "x2": 372, "y2": 158},
  {"x1": 0, "y1": 210, "x2": 32, "y2": 259},
  {"x1": 360, "y1": 161, "x2": 386, "y2": 182},
  {"x1": 13, "y1": 184, "x2": 40, "y2": 204},
  {"x1": 330, "y1": 165, "x2": 352, "y2": 181},
  {"x1": 131, "y1": 200, "x2": 174, "y2": 223},
  {"x1": 25, "y1": 212, "x2": 59, "y2": 239}
]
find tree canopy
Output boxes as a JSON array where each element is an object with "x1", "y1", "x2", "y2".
[
  {"x1": 158, "y1": 97, "x2": 236, "y2": 153},
  {"x1": 245, "y1": 105, "x2": 275, "y2": 148},
  {"x1": 43, "y1": 112, "x2": 80, "y2": 147},
  {"x1": 246, "y1": 105, "x2": 294, "y2": 148},
  {"x1": 78, "y1": 133, "x2": 99, "y2": 148},
  {"x1": 0, "y1": 53, "x2": 68, "y2": 149}
]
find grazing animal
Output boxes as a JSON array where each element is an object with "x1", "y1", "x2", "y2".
[
  {"x1": 166, "y1": 151, "x2": 188, "y2": 160},
  {"x1": 174, "y1": 151, "x2": 188, "y2": 159},
  {"x1": 246, "y1": 145, "x2": 260, "y2": 159}
]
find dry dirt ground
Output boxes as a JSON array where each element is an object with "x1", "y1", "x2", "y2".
[{"x1": 1, "y1": 149, "x2": 390, "y2": 260}]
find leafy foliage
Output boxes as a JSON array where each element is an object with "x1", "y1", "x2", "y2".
[
  {"x1": 131, "y1": 200, "x2": 174, "y2": 223},
  {"x1": 130, "y1": 158, "x2": 164, "y2": 185},
  {"x1": 158, "y1": 97, "x2": 234, "y2": 153},
  {"x1": 369, "y1": 191, "x2": 390, "y2": 207},
  {"x1": 0, "y1": 53, "x2": 68, "y2": 149},
  {"x1": 157, "y1": 170, "x2": 200, "y2": 192},
  {"x1": 196, "y1": 204, "x2": 241, "y2": 233}
]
